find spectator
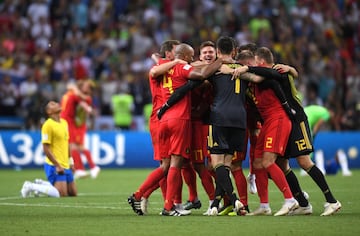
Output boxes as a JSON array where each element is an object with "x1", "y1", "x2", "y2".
[
  {"x1": 99, "y1": 71, "x2": 118, "y2": 115},
  {"x1": 111, "y1": 83, "x2": 134, "y2": 130},
  {"x1": 54, "y1": 72, "x2": 73, "y2": 102},
  {"x1": 0, "y1": 0, "x2": 358, "y2": 131},
  {"x1": 69, "y1": 0, "x2": 88, "y2": 31},
  {"x1": 50, "y1": 0, "x2": 71, "y2": 40},
  {"x1": 72, "y1": 47, "x2": 92, "y2": 80},
  {"x1": 303, "y1": 81, "x2": 323, "y2": 106},
  {"x1": 30, "y1": 16, "x2": 52, "y2": 50},
  {"x1": 27, "y1": 0, "x2": 49, "y2": 24},
  {"x1": 52, "y1": 49, "x2": 72, "y2": 81},
  {"x1": 18, "y1": 73, "x2": 39, "y2": 128},
  {"x1": 0, "y1": 74, "x2": 19, "y2": 116}
]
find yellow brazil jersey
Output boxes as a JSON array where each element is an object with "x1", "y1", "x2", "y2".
[{"x1": 41, "y1": 118, "x2": 70, "y2": 169}]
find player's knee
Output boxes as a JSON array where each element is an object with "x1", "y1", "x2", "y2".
[
  {"x1": 252, "y1": 159, "x2": 263, "y2": 169},
  {"x1": 297, "y1": 155, "x2": 314, "y2": 169}
]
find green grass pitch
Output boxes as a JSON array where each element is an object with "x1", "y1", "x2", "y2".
[{"x1": 0, "y1": 168, "x2": 359, "y2": 236}]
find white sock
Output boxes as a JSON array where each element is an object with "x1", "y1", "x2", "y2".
[
  {"x1": 35, "y1": 179, "x2": 52, "y2": 186},
  {"x1": 337, "y1": 149, "x2": 351, "y2": 174},
  {"x1": 315, "y1": 150, "x2": 326, "y2": 175},
  {"x1": 31, "y1": 183, "x2": 60, "y2": 198},
  {"x1": 285, "y1": 198, "x2": 296, "y2": 204},
  {"x1": 260, "y1": 203, "x2": 270, "y2": 208}
]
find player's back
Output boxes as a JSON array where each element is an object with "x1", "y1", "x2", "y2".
[{"x1": 208, "y1": 64, "x2": 247, "y2": 128}]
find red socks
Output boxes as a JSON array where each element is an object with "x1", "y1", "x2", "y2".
[
  {"x1": 199, "y1": 169, "x2": 215, "y2": 200},
  {"x1": 164, "y1": 166, "x2": 181, "y2": 211},
  {"x1": 182, "y1": 165, "x2": 197, "y2": 202},
  {"x1": 134, "y1": 167, "x2": 165, "y2": 200},
  {"x1": 266, "y1": 163, "x2": 293, "y2": 199},
  {"x1": 232, "y1": 168, "x2": 248, "y2": 206},
  {"x1": 82, "y1": 150, "x2": 96, "y2": 169},
  {"x1": 71, "y1": 149, "x2": 84, "y2": 170},
  {"x1": 254, "y1": 168, "x2": 269, "y2": 203}
]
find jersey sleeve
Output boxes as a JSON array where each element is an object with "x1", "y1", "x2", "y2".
[
  {"x1": 248, "y1": 66, "x2": 283, "y2": 80},
  {"x1": 180, "y1": 64, "x2": 194, "y2": 78},
  {"x1": 41, "y1": 121, "x2": 52, "y2": 144}
]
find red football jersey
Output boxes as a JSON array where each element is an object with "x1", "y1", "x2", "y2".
[
  {"x1": 60, "y1": 90, "x2": 92, "y2": 128},
  {"x1": 161, "y1": 63, "x2": 194, "y2": 120},
  {"x1": 60, "y1": 91, "x2": 81, "y2": 125},
  {"x1": 149, "y1": 58, "x2": 171, "y2": 120},
  {"x1": 253, "y1": 84, "x2": 291, "y2": 156},
  {"x1": 253, "y1": 84, "x2": 286, "y2": 120}
]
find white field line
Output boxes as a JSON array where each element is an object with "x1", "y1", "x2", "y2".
[
  {"x1": 0, "y1": 192, "x2": 164, "y2": 210},
  {"x1": 0, "y1": 202, "x2": 123, "y2": 209}
]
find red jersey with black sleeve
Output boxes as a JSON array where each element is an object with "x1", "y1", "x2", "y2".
[
  {"x1": 253, "y1": 83, "x2": 291, "y2": 156},
  {"x1": 253, "y1": 83, "x2": 287, "y2": 120},
  {"x1": 148, "y1": 58, "x2": 170, "y2": 161},
  {"x1": 161, "y1": 63, "x2": 194, "y2": 121}
]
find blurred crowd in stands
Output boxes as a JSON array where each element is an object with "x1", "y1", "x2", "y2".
[{"x1": 0, "y1": 0, "x2": 359, "y2": 131}]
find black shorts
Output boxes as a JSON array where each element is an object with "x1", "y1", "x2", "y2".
[
  {"x1": 284, "y1": 113, "x2": 314, "y2": 158},
  {"x1": 207, "y1": 125, "x2": 246, "y2": 155}
]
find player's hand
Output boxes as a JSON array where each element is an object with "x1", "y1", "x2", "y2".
[
  {"x1": 218, "y1": 64, "x2": 233, "y2": 75},
  {"x1": 282, "y1": 101, "x2": 297, "y2": 121},
  {"x1": 157, "y1": 107, "x2": 165, "y2": 120},
  {"x1": 274, "y1": 64, "x2": 290, "y2": 74},
  {"x1": 151, "y1": 53, "x2": 161, "y2": 64},
  {"x1": 56, "y1": 166, "x2": 65, "y2": 175},
  {"x1": 156, "y1": 109, "x2": 163, "y2": 120},
  {"x1": 232, "y1": 65, "x2": 248, "y2": 80},
  {"x1": 157, "y1": 103, "x2": 170, "y2": 120}
]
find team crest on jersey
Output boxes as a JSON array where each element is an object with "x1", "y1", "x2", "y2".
[
  {"x1": 42, "y1": 133, "x2": 48, "y2": 141},
  {"x1": 183, "y1": 64, "x2": 192, "y2": 70}
]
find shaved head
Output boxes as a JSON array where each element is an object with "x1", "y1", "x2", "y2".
[
  {"x1": 175, "y1": 43, "x2": 192, "y2": 55},
  {"x1": 175, "y1": 43, "x2": 194, "y2": 63}
]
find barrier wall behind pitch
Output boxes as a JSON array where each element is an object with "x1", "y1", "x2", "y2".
[{"x1": 0, "y1": 131, "x2": 359, "y2": 169}]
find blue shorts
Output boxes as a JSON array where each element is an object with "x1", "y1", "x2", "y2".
[{"x1": 44, "y1": 163, "x2": 74, "y2": 185}]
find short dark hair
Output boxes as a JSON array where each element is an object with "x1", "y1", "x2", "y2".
[
  {"x1": 238, "y1": 43, "x2": 257, "y2": 53},
  {"x1": 159, "y1": 40, "x2": 181, "y2": 57},
  {"x1": 42, "y1": 100, "x2": 51, "y2": 118},
  {"x1": 200, "y1": 41, "x2": 215, "y2": 50},
  {"x1": 236, "y1": 50, "x2": 254, "y2": 62},
  {"x1": 255, "y1": 47, "x2": 274, "y2": 64},
  {"x1": 216, "y1": 36, "x2": 234, "y2": 55}
]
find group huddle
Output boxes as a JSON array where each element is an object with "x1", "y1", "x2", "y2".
[{"x1": 128, "y1": 36, "x2": 341, "y2": 217}]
